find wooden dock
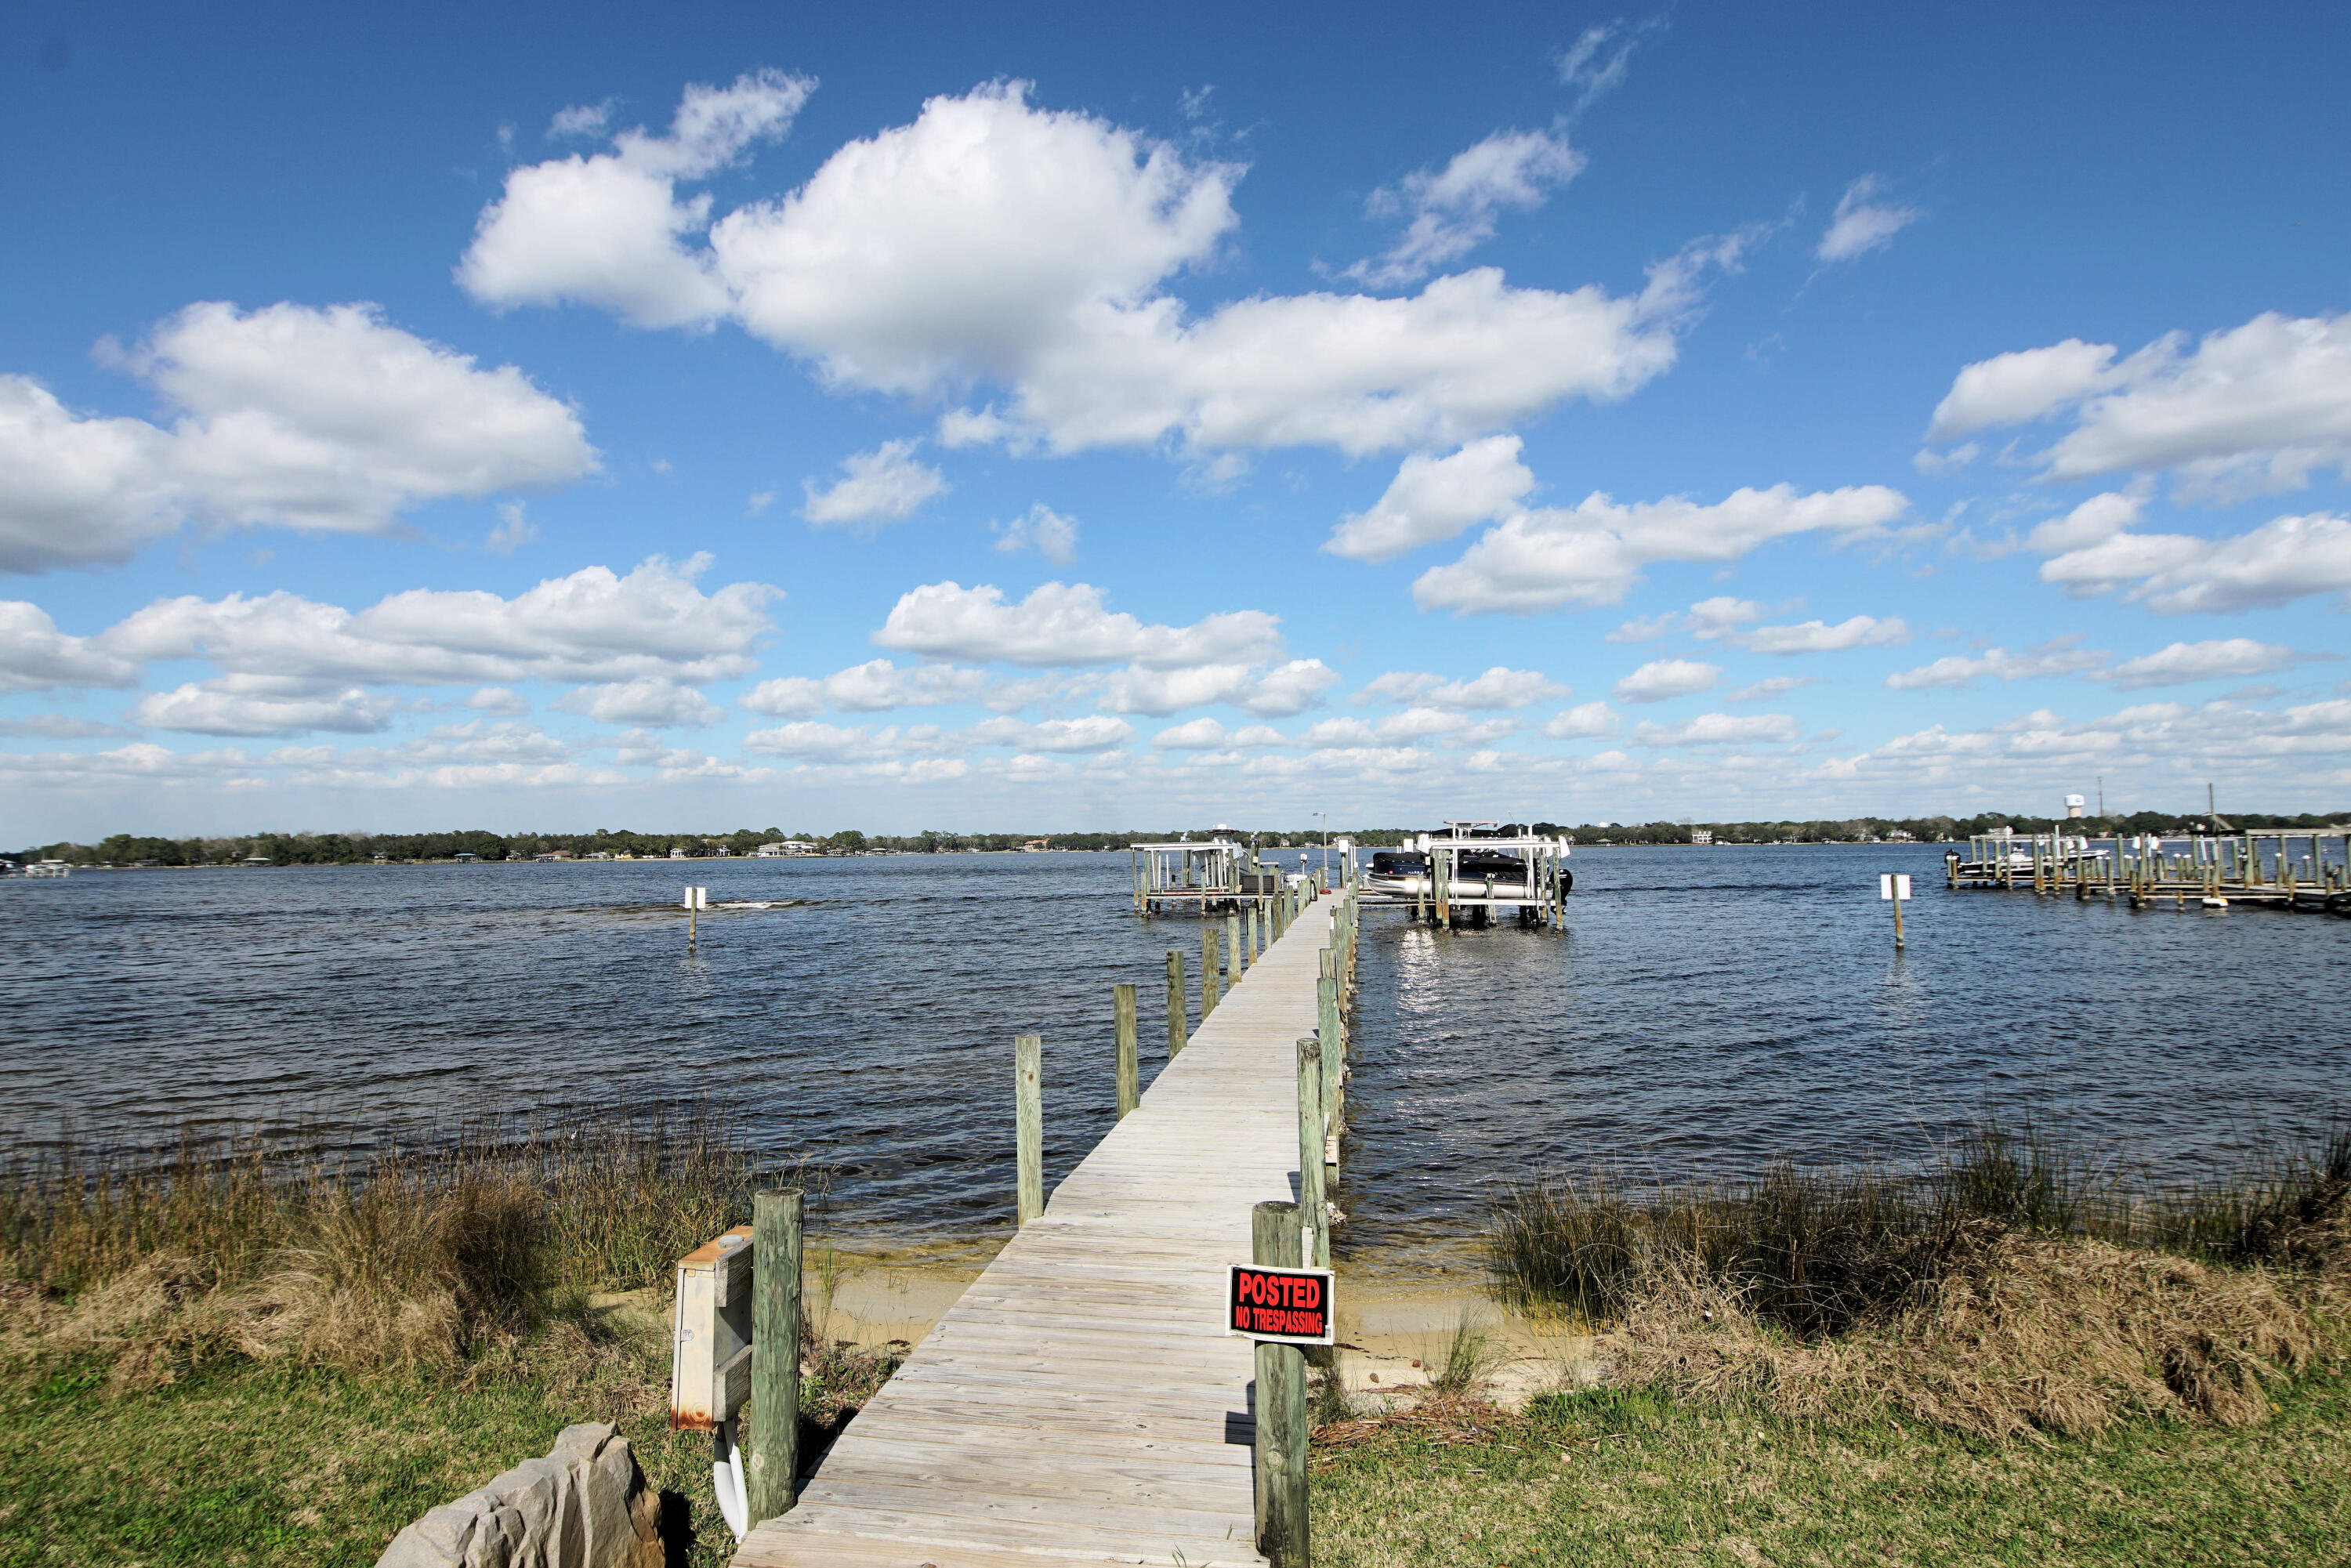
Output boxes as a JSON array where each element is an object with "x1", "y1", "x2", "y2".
[
  {"x1": 1947, "y1": 826, "x2": 2351, "y2": 911},
  {"x1": 732, "y1": 897, "x2": 1339, "y2": 1568}
]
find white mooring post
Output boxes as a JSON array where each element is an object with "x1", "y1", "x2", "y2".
[{"x1": 1879, "y1": 872, "x2": 1911, "y2": 951}]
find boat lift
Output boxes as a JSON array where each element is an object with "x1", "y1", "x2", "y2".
[
  {"x1": 1129, "y1": 838, "x2": 1283, "y2": 916},
  {"x1": 1359, "y1": 821, "x2": 1572, "y2": 929}
]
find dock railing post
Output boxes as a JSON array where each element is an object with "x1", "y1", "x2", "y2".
[
  {"x1": 1246, "y1": 904, "x2": 1259, "y2": 964},
  {"x1": 1113, "y1": 983, "x2": 1138, "y2": 1117},
  {"x1": 1015, "y1": 1034, "x2": 1044, "y2": 1226},
  {"x1": 1252, "y1": 1199, "x2": 1310, "y2": 1568},
  {"x1": 1295, "y1": 1035, "x2": 1328, "y2": 1269},
  {"x1": 1203, "y1": 926, "x2": 1223, "y2": 1016},
  {"x1": 1226, "y1": 911, "x2": 1242, "y2": 982},
  {"x1": 1318, "y1": 958, "x2": 1342, "y2": 1158},
  {"x1": 750, "y1": 1188, "x2": 803, "y2": 1525},
  {"x1": 1166, "y1": 951, "x2": 1187, "y2": 1059}
]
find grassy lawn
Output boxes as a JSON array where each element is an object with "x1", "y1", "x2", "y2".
[
  {"x1": 1311, "y1": 1371, "x2": 2351, "y2": 1568},
  {"x1": 9, "y1": 1350, "x2": 2345, "y2": 1568},
  {"x1": 0, "y1": 1337, "x2": 739, "y2": 1568}
]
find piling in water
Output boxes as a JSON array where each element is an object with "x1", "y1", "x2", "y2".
[
  {"x1": 1113, "y1": 983, "x2": 1138, "y2": 1118},
  {"x1": 1165, "y1": 951, "x2": 1186, "y2": 1059},
  {"x1": 1014, "y1": 1034, "x2": 1043, "y2": 1226}
]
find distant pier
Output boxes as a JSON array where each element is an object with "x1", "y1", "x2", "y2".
[{"x1": 1948, "y1": 826, "x2": 2351, "y2": 912}]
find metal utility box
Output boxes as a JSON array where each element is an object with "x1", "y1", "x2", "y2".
[{"x1": 670, "y1": 1224, "x2": 753, "y2": 1432}]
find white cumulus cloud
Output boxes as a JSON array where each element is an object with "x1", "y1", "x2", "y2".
[
  {"x1": 1631, "y1": 712, "x2": 1802, "y2": 747},
  {"x1": 741, "y1": 659, "x2": 993, "y2": 717},
  {"x1": 2030, "y1": 494, "x2": 2351, "y2": 613},
  {"x1": 132, "y1": 683, "x2": 408, "y2": 737},
  {"x1": 873, "y1": 581, "x2": 1283, "y2": 669},
  {"x1": 1413, "y1": 483, "x2": 1909, "y2": 614},
  {"x1": 1613, "y1": 659, "x2": 1720, "y2": 703},
  {"x1": 2097, "y1": 639, "x2": 2304, "y2": 690},
  {"x1": 459, "y1": 69, "x2": 815, "y2": 328},
  {"x1": 0, "y1": 303, "x2": 596, "y2": 572},
  {"x1": 1923, "y1": 311, "x2": 2351, "y2": 494},
  {"x1": 1324, "y1": 436, "x2": 1536, "y2": 563},
  {"x1": 100, "y1": 554, "x2": 777, "y2": 688},
  {"x1": 0, "y1": 601, "x2": 140, "y2": 692},
  {"x1": 1725, "y1": 675, "x2": 1824, "y2": 704},
  {"x1": 467, "y1": 79, "x2": 1737, "y2": 461},
  {"x1": 1543, "y1": 700, "x2": 1619, "y2": 738},
  {"x1": 801, "y1": 440, "x2": 947, "y2": 526},
  {"x1": 1883, "y1": 636, "x2": 2108, "y2": 690},
  {"x1": 991, "y1": 503, "x2": 1080, "y2": 564},
  {"x1": 1357, "y1": 665, "x2": 1567, "y2": 708},
  {"x1": 552, "y1": 678, "x2": 725, "y2": 727},
  {"x1": 1729, "y1": 614, "x2": 1909, "y2": 654}
]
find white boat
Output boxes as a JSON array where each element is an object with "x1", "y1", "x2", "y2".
[{"x1": 23, "y1": 859, "x2": 71, "y2": 878}]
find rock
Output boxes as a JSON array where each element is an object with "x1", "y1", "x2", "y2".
[{"x1": 376, "y1": 1421, "x2": 664, "y2": 1568}]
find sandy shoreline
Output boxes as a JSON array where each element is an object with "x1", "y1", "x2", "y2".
[{"x1": 785, "y1": 1233, "x2": 1594, "y2": 1407}]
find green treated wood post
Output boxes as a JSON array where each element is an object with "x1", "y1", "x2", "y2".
[
  {"x1": 1319, "y1": 961, "x2": 1342, "y2": 1136},
  {"x1": 1015, "y1": 1034, "x2": 1043, "y2": 1225},
  {"x1": 1252, "y1": 1198, "x2": 1309, "y2": 1568},
  {"x1": 1166, "y1": 951, "x2": 1187, "y2": 1059},
  {"x1": 750, "y1": 1188, "x2": 802, "y2": 1525},
  {"x1": 1114, "y1": 983, "x2": 1139, "y2": 1117},
  {"x1": 1246, "y1": 904, "x2": 1259, "y2": 965},
  {"x1": 1225, "y1": 912, "x2": 1242, "y2": 983},
  {"x1": 1295, "y1": 1034, "x2": 1328, "y2": 1269},
  {"x1": 1202, "y1": 925, "x2": 1222, "y2": 1016}
]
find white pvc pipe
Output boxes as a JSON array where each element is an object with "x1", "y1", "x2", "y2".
[{"x1": 712, "y1": 1418, "x2": 749, "y2": 1541}]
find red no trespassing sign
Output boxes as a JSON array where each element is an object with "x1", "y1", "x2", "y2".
[{"x1": 1226, "y1": 1263, "x2": 1335, "y2": 1345}]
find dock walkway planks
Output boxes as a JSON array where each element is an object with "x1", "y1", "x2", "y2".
[{"x1": 733, "y1": 899, "x2": 1336, "y2": 1568}]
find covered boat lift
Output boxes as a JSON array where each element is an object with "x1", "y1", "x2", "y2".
[
  {"x1": 1359, "y1": 820, "x2": 1572, "y2": 929},
  {"x1": 1128, "y1": 838, "x2": 1283, "y2": 915}
]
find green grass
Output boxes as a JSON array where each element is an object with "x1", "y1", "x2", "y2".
[
  {"x1": 1310, "y1": 1369, "x2": 2351, "y2": 1567},
  {"x1": 0, "y1": 1333, "x2": 744, "y2": 1567}
]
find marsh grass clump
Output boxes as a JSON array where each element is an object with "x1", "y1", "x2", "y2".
[
  {"x1": 1491, "y1": 1119, "x2": 2351, "y2": 1441},
  {"x1": 0, "y1": 1103, "x2": 763, "y2": 1381},
  {"x1": 1433, "y1": 1313, "x2": 1505, "y2": 1394}
]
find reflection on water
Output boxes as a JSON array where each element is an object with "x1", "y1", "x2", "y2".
[{"x1": 2, "y1": 846, "x2": 2341, "y2": 1247}]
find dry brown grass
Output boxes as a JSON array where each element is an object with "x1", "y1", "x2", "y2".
[
  {"x1": 0, "y1": 1106, "x2": 763, "y2": 1385},
  {"x1": 1489, "y1": 1121, "x2": 2351, "y2": 1443},
  {"x1": 1599, "y1": 1227, "x2": 2343, "y2": 1442}
]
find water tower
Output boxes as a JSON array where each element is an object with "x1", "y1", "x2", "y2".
[{"x1": 2064, "y1": 793, "x2": 2086, "y2": 820}]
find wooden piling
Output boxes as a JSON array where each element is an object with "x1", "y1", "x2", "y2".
[
  {"x1": 1252, "y1": 1199, "x2": 1309, "y2": 1568},
  {"x1": 1113, "y1": 983, "x2": 1138, "y2": 1118},
  {"x1": 1225, "y1": 911, "x2": 1242, "y2": 981},
  {"x1": 1246, "y1": 904, "x2": 1259, "y2": 965},
  {"x1": 1295, "y1": 1034, "x2": 1328, "y2": 1269},
  {"x1": 1166, "y1": 950, "x2": 1187, "y2": 1059},
  {"x1": 1203, "y1": 926, "x2": 1223, "y2": 1016},
  {"x1": 749, "y1": 1188, "x2": 802, "y2": 1525},
  {"x1": 1318, "y1": 961, "x2": 1342, "y2": 1145},
  {"x1": 1015, "y1": 1034, "x2": 1043, "y2": 1226}
]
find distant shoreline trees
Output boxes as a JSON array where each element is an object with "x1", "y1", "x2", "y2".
[{"x1": 11, "y1": 808, "x2": 2346, "y2": 867}]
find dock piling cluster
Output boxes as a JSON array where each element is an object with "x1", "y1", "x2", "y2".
[{"x1": 1949, "y1": 827, "x2": 2351, "y2": 913}]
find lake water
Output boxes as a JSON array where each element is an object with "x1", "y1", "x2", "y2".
[{"x1": 3, "y1": 847, "x2": 2342, "y2": 1253}]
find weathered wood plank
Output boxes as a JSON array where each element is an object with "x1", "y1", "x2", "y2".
[{"x1": 733, "y1": 903, "x2": 1337, "y2": 1568}]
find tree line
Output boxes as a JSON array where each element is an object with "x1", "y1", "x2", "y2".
[{"x1": 12, "y1": 806, "x2": 2346, "y2": 868}]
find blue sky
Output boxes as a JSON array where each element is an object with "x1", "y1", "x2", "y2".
[{"x1": 5, "y1": 2, "x2": 2349, "y2": 836}]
